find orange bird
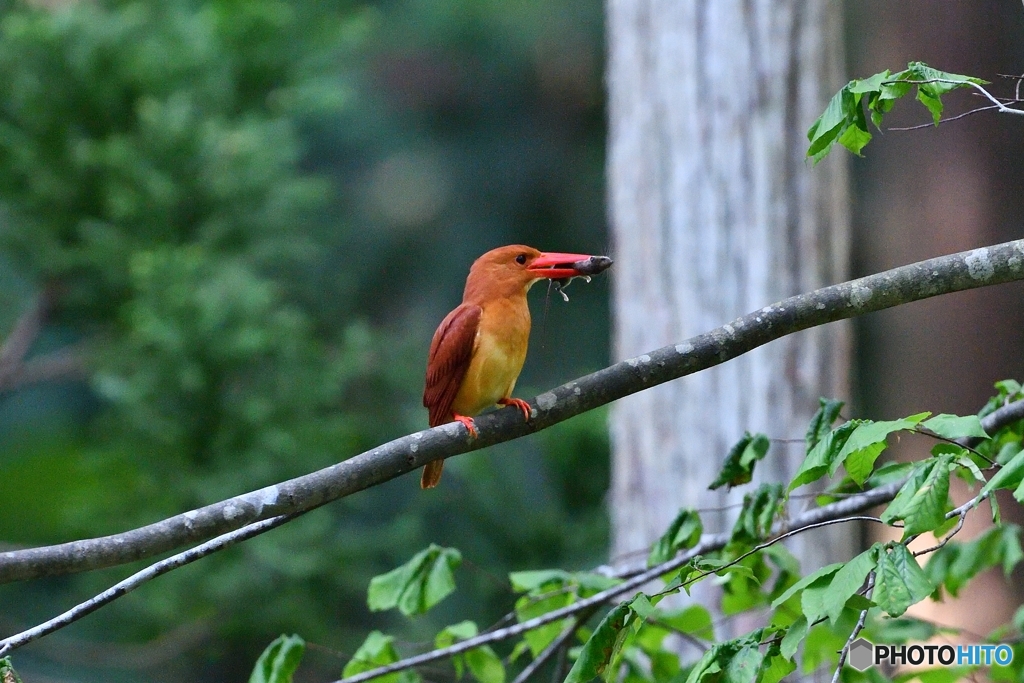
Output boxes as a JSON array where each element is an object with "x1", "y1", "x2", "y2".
[{"x1": 421, "y1": 245, "x2": 611, "y2": 488}]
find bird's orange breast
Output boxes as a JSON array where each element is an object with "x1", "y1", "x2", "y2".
[{"x1": 450, "y1": 297, "x2": 531, "y2": 417}]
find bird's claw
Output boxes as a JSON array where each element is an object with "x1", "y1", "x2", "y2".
[
  {"x1": 454, "y1": 414, "x2": 479, "y2": 438},
  {"x1": 499, "y1": 397, "x2": 532, "y2": 422}
]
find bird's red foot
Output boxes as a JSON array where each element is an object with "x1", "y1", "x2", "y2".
[
  {"x1": 499, "y1": 397, "x2": 532, "y2": 422},
  {"x1": 453, "y1": 413, "x2": 479, "y2": 438}
]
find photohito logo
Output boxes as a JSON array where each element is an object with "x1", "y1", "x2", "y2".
[{"x1": 847, "y1": 638, "x2": 1014, "y2": 671}]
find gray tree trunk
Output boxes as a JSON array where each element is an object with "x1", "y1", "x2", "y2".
[{"x1": 607, "y1": 1, "x2": 852, "y2": 585}]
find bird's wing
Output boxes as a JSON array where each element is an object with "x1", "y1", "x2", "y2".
[{"x1": 423, "y1": 304, "x2": 482, "y2": 427}]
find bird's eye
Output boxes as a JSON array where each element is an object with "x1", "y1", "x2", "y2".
[{"x1": 515, "y1": 254, "x2": 527, "y2": 265}]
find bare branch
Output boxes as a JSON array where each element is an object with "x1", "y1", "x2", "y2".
[
  {"x1": 0, "y1": 513, "x2": 296, "y2": 656},
  {"x1": 510, "y1": 607, "x2": 599, "y2": 683},
  {"x1": 831, "y1": 572, "x2": 875, "y2": 683},
  {"x1": 2, "y1": 239, "x2": 1024, "y2": 585}
]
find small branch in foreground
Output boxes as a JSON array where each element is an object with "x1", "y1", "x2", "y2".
[
  {"x1": 510, "y1": 606, "x2": 599, "y2": 683},
  {"x1": 831, "y1": 572, "x2": 876, "y2": 683},
  {"x1": 2, "y1": 239, "x2": 1024, "y2": 586},
  {"x1": 0, "y1": 514, "x2": 297, "y2": 656}
]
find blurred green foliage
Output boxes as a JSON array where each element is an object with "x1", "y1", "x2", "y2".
[{"x1": 0, "y1": 0, "x2": 607, "y2": 680}]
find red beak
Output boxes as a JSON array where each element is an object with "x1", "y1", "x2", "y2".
[{"x1": 527, "y1": 252, "x2": 597, "y2": 279}]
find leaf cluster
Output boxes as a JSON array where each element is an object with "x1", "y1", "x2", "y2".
[
  {"x1": 268, "y1": 382, "x2": 1024, "y2": 683},
  {"x1": 807, "y1": 62, "x2": 986, "y2": 162}
]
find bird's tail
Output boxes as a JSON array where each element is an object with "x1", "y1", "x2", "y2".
[{"x1": 421, "y1": 460, "x2": 444, "y2": 489}]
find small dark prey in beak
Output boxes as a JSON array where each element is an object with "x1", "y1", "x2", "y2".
[{"x1": 545, "y1": 255, "x2": 613, "y2": 302}]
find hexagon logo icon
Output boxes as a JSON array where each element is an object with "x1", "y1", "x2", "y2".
[{"x1": 848, "y1": 638, "x2": 874, "y2": 671}]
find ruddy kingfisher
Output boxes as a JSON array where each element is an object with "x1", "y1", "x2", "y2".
[{"x1": 421, "y1": 245, "x2": 612, "y2": 488}]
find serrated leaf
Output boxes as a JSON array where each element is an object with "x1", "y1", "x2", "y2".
[
  {"x1": 564, "y1": 603, "x2": 634, "y2": 683},
  {"x1": 834, "y1": 415, "x2": 930, "y2": 483},
  {"x1": 343, "y1": 632, "x2": 420, "y2": 683},
  {"x1": 685, "y1": 632, "x2": 764, "y2": 683},
  {"x1": 731, "y1": 484, "x2": 784, "y2": 543},
  {"x1": 630, "y1": 593, "x2": 656, "y2": 620},
  {"x1": 709, "y1": 433, "x2": 770, "y2": 490},
  {"x1": 770, "y1": 562, "x2": 843, "y2": 609},
  {"x1": 922, "y1": 414, "x2": 989, "y2": 440},
  {"x1": 724, "y1": 645, "x2": 763, "y2": 683},
  {"x1": 819, "y1": 545, "x2": 881, "y2": 624},
  {"x1": 844, "y1": 442, "x2": 887, "y2": 486},
  {"x1": 838, "y1": 124, "x2": 872, "y2": 156},
  {"x1": 648, "y1": 508, "x2": 703, "y2": 567},
  {"x1": 848, "y1": 70, "x2": 891, "y2": 94},
  {"x1": 873, "y1": 544, "x2": 934, "y2": 617},
  {"x1": 368, "y1": 545, "x2": 462, "y2": 616},
  {"x1": 789, "y1": 421, "x2": 857, "y2": 491},
  {"x1": 806, "y1": 398, "x2": 846, "y2": 452},
  {"x1": 983, "y1": 449, "x2": 1024, "y2": 496},
  {"x1": 780, "y1": 616, "x2": 808, "y2": 660},
  {"x1": 881, "y1": 456, "x2": 954, "y2": 537},
  {"x1": 249, "y1": 634, "x2": 305, "y2": 683},
  {"x1": 760, "y1": 654, "x2": 796, "y2": 683}
]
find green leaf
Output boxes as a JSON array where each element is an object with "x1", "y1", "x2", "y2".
[
  {"x1": 684, "y1": 632, "x2": 764, "y2": 683},
  {"x1": 780, "y1": 616, "x2": 808, "y2": 660},
  {"x1": 564, "y1": 602, "x2": 634, "y2": 683},
  {"x1": 838, "y1": 123, "x2": 873, "y2": 156},
  {"x1": 818, "y1": 545, "x2": 880, "y2": 624},
  {"x1": 925, "y1": 524, "x2": 1024, "y2": 597},
  {"x1": 881, "y1": 456, "x2": 954, "y2": 537},
  {"x1": 806, "y1": 398, "x2": 846, "y2": 452},
  {"x1": 343, "y1": 631, "x2": 420, "y2": 683},
  {"x1": 516, "y1": 590, "x2": 575, "y2": 657},
  {"x1": 922, "y1": 414, "x2": 989, "y2": 440},
  {"x1": 731, "y1": 484, "x2": 784, "y2": 543},
  {"x1": 760, "y1": 653, "x2": 796, "y2": 683},
  {"x1": 872, "y1": 544, "x2": 934, "y2": 617},
  {"x1": 509, "y1": 569, "x2": 572, "y2": 593},
  {"x1": 648, "y1": 508, "x2": 703, "y2": 567},
  {"x1": 249, "y1": 634, "x2": 305, "y2": 683},
  {"x1": 724, "y1": 645, "x2": 763, "y2": 683},
  {"x1": 368, "y1": 545, "x2": 462, "y2": 616},
  {"x1": 709, "y1": 432, "x2": 770, "y2": 490},
  {"x1": 835, "y1": 414, "x2": 930, "y2": 484},
  {"x1": 465, "y1": 646, "x2": 505, "y2": 683},
  {"x1": 770, "y1": 562, "x2": 843, "y2": 609},
  {"x1": 629, "y1": 593, "x2": 656, "y2": 620},
  {"x1": 0, "y1": 657, "x2": 23, "y2": 683},
  {"x1": 983, "y1": 449, "x2": 1024, "y2": 496},
  {"x1": 790, "y1": 421, "x2": 857, "y2": 491}
]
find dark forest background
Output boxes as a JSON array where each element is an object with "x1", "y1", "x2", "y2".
[{"x1": 0, "y1": 1, "x2": 1020, "y2": 680}]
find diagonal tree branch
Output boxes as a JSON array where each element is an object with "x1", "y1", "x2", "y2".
[
  {"x1": 1, "y1": 239, "x2": 1023, "y2": 585},
  {"x1": 2, "y1": 391, "x2": 1020, "y2": 657}
]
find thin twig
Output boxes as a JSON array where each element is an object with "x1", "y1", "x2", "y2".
[
  {"x1": 888, "y1": 103, "x2": 1002, "y2": 131},
  {"x1": 0, "y1": 513, "x2": 297, "y2": 656},
  {"x1": 913, "y1": 511, "x2": 968, "y2": 558},
  {"x1": 831, "y1": 572, "x2": 876, "y2": 683},
  {"x1": 892, "y1": 78, "x2": 1024, "y2": 116},
  {"x1": 510, "y1": 606, "x2": 599, "y2": 683}
]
